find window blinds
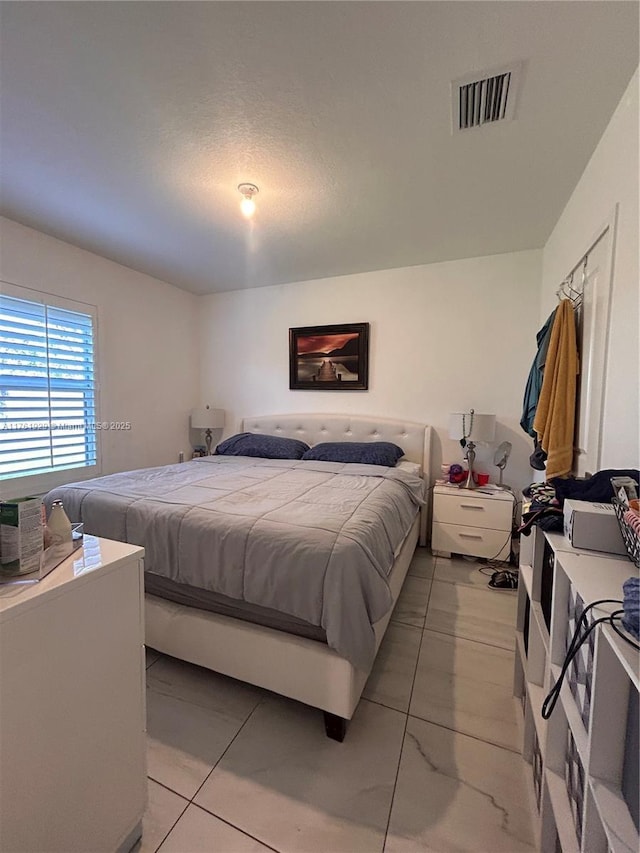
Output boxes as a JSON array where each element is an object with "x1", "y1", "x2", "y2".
[{"x1": 0, "y1": 293, "x2": 97, "y2": 480}]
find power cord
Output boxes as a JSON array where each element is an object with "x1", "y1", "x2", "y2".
[
  {"x1": 475, "y1": 530, "x2": 518, "y2": 586},
  {"x1": 541, "y1": 599, "x2": 639, "y2": 720},
  {"x1": 479, "y1": 518, "x2": 521, "y2": 583},
  {"x1": 478, "y1": 492, "x2": 520, "y2": 570},
  {"x1": 608, "y1": 617, "x2": 640, "y2": 651}
]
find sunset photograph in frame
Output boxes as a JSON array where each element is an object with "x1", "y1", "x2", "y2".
[{"x1": 289, "y1": 323, "x2": 369, "y2": 390}]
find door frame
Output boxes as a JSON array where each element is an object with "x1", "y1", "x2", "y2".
[{"x1": 569, "y1": 204, "x2": 618, "y2": 476}]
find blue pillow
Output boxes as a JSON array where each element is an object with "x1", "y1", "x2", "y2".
[
  {"x1": 214, "y1": 432, "x2": 310, "y2": 460},
  {"x1": 302, "y1": 441, "x2": 404, "y2": 467}
]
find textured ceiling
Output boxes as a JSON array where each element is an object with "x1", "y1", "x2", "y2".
[{"x1": 1, "y1": 1, "x2": 638, "y2": 294}]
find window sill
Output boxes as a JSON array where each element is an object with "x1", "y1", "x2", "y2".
[{"x1": 2, "y1": 466, "x2": 102, "y2": 500}]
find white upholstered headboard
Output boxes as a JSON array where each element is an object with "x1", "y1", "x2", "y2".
[
  {"x1": 242, "y1": 413, "x2": 431, "y2": 481},
  {"x1": 243, "y1": 413, "x2": 432, "y2": 547}
]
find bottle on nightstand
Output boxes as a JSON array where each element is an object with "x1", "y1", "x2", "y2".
[{"x1": 47, "y1": 501, "x2": 72, "y2": 546}]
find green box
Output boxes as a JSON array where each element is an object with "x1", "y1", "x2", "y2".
[{"x1": 0, "y1": 497, "x2": 44, "y2": 576}]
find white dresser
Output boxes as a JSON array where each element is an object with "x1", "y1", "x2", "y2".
[
  {"x1": 431, "y1": 484, "x2": 515, "y2": 561},
  {"x1": 0, "y1": 536, "x2": 146, "y2": 853}
]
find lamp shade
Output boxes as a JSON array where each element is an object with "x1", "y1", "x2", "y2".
[
  {"x1": 448, "y1": 412, "x2": 496, "y2": 443},
  {"x1": 190, "y1": 407, "x2": 225, "y2": 430}
]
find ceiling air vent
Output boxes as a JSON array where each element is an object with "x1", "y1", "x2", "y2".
[{"x1": 452, "y1": 63, "x2": 521, "y2": 133}]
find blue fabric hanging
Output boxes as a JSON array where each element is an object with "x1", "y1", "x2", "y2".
[
  {"x1": 622, "y1": 577, "x2": 639, "y2": 640},
  {"x1": 521, "y1": 308, "x2": 557, "y2": 438}
]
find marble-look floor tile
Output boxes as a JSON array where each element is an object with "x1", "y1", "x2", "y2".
[
  {"x1": 160, "y1": 805, "x2": 274, "y2": 853},
  {"x1": 424, "y1": 581, "x2": 516, "y2": 650},
  {"x1": 434, "y1": 556, "x2": 498, "y2": 589},
  {"x1": 407, "y1": 548, "x2": 435, "y2": 579},
  {"x1": 195, "y1": 696, "x2": 405, "y2": 853},
  {"x1": 385, "y1": 717, "x2": 534, "y2": 853},
  {"x1": 392, "y1": 575, "x2": 431, "y2": 628},
  {"x1": 133, "y1": 779, "x2": 188, "y2": 853},
  {"x1": 147, "y1": 654, "x2": 265, "y2": 713},
  {"x1": 410, "y1": 631, "x2": 521, "y2": 751},
  {"x1": 363, "y1": 621, "x2": 422, "y2": 712},
  {"x1": 146, "y1": 656, "x2": 263, "y2": 799}
]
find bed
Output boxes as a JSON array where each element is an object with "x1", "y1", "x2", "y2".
[{"x1": 46, "y1": 413, "x2": 432, "y2": 740}]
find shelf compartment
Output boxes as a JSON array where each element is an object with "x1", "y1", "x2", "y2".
[
  {"x1": 589, "y1": 629, "x2": 639, "y2": 847},
  {"x1": 541, "y1": 538, "x2": 556, "y2": 635},
  {"x1": 526, "y1": 681, "x2": 548, "y2": 749},
  {"x1": 539, "y1": 779, "x2": 562, "y2": 853},
  {"x1": 514, "y1": 632, "x2": 526, "y2": 709},
  {"x1": 565, "y1": 585, "x2": 596, "y2": 734},
  {"x1": 589, "y1": 627, "x2": 636, "y2": 784},
  {"x1": 519, "y1": 528, "x2": 534, "y2": 571},
  {"x1": 517, "y1": 575, "x2": 531, "y2": 634},
  {"x1": 520, "y1": 562, "x2": 534, "y2": 599},
  {"x1": 545, "y1": 767, "x2": 581, "y2": 853},
  {"x1": 589, "y1": 779, "x2": 639, "y2": 853},
  {"x1": 527, "y1": 601, "x2": 549, "y2": 686},
  {"x1": 602, "y1": 624, "x2": 639, "y2": 692},
  {"x1": 565, "y1": 726, "x2": 586, "y2": 847},
  {"x1": 583, "y1": 785, "x2": 609, "y2": 853},
  {"x1": 548, "y1": 661, "x2": 589, "y2": 771},
  {"x1": 532, "y1": 727, "x2": 543, "y2": 814},
  {"x1": 551, "y1": 550, "x2": 632, "y2": 664}
]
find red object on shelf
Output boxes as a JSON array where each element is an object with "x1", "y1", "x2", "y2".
[{"x1": 449, "y1": 464, "x2": 467, "y2": 484}]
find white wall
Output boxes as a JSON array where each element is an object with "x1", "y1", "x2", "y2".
[
  {"x1": 199, "y1": 249, "x2": 542, "y2": 492},
  {"x1": 541, "y1": 69, "x2": 639, "y2": 469},
  {"x1": 1, "y1": 216, "x2": 199, "y2": 495}
]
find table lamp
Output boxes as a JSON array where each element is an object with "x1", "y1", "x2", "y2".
[
  {"x1": 448, "y1": 410, "x2": 496, "y2": 489},
  {"x1": 190, "y1": 406, "x2": 225, "y2": 455}
]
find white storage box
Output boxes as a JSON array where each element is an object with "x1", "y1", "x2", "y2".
[{"x1": 562, "y1": 499, "x2": 627, "y2": 556}]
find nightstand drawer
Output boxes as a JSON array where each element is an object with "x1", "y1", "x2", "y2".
[
  {"x1": 432, "y1": 521, "x2": 511, "y2": 561},
  {"x1": 432, "y1": 492, "x2": 512, "y2": 531}
]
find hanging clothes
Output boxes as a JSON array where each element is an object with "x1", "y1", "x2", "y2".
[
  {"x1": 521, "y1": 308, "x2": 557, "y2": 437},
  {"x1": 533, "y1": 299, "x2": 579, "y2": 480},
  {"x1": 521, "y1": 308, "x2": 557, "y2": 469}
]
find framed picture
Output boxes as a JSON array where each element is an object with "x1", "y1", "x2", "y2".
[{"x1": 289, "y1": 322, "x2": 369, "y2": 390}]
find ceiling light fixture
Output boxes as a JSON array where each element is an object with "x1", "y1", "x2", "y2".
[{"x1": 238, "y1": 183, "x2": 259, "y2": 218}]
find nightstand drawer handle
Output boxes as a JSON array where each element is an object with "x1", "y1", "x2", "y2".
[
  {"x1": 460, "y1": 504, "x2": 484, "y2": 510},
  {"x1": 459, "y1": 533, "x2": 483, "y2": 539}
]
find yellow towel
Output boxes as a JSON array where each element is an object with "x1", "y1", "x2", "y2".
[{"x1": 533, "y1": 299, "x2": 579, "y2": 480}]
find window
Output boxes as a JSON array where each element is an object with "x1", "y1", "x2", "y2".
[{"x1": 0, "y1": 287, "x2": 99, "y2": 487}]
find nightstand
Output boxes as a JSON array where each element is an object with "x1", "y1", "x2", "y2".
[{"x1": 431, "y1": 484, "x2": 515, "y2": 561}]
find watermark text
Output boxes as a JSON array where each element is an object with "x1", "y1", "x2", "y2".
[{"x1": 1, "y1": 421, "x2": 132, "y2": 431}]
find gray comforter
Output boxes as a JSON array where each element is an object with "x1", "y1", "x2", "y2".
[{"x1": 46, "y1": 456, "x2": 424, "y2": 669}]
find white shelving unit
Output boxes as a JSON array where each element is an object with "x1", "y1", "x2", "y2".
[{"x1": 514, "y1": 524, "x2": 639, "y2": 852}]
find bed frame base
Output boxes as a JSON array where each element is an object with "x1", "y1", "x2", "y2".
[
  {"x1": 324, "y1": 712, "x2": 348, "y2": 742},
  {"x1": 145, "y1": 515, "x2": 420, "y2": 736},
  {"x1": 145, "y1": 414, "x2": 432, "y2": 741}
]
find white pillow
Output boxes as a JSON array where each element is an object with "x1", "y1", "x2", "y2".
[{"x1": 396, "y1": 460, "x2": 422, "y2": 477}]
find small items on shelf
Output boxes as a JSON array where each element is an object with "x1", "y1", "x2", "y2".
[{"x1": 0, "y1": 497, "x2": 83, "y2": 586}]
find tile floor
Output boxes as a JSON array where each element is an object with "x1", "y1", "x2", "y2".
[{"x1": 136, "y1": 549, "x2": 535, "y2": 853}]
